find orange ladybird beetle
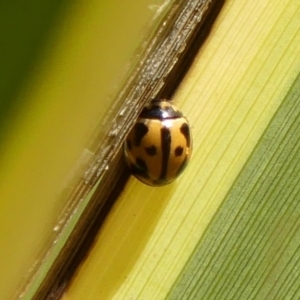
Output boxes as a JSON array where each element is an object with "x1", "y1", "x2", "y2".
[{"x1": 124, "y1": 99, "x2": 192, "y2": 186}]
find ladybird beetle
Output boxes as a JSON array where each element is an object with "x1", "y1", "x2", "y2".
[{"x1": 124, "y1": 99, "x2": 192, "y2": 186}]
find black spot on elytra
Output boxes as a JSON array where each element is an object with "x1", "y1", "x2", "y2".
[
  {"x1": 136, "y1": 157, "x2": 148, "y2": 171},
  {"x1": 145, "y1": 145, "x2": 157, "y2": 156},
  {"x1": 175, "y1": 146, "x2": 184, "y2": 157},
  {"x1": 130, "y1": 157, "x2": 149, "y2": 179},
  {"x1": 159, "y1": 127, "x2": 171, "y2": 180},
  {"x1": 176, "y1": 157, "x2": 188, "y2": 177},
  {"x1": 180, "y1": 123, "x2": 190, "y2": 147},
  {"x1": 134, "y1": 123, "x2": 148, "y2": 146}
]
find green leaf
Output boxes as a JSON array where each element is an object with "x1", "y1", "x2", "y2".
[
  {"x1": 63, "y1": 0, "x2": 300, "y2": 299},
  {"x1": 168, "y1": 74, "x2": 300, "y2": 299}
]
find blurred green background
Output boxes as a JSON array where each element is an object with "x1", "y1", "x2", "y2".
[
  {"x1": 0, "y1": 0, "x2": 166, "y2": 298},
  {"x1": 0, "y1": 1, "x2": 69, "y2": 144}
]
